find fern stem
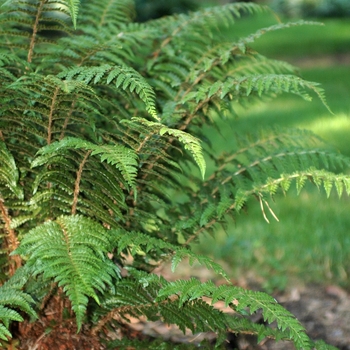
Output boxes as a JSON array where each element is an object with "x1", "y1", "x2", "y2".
[
  {"x1": 152, "y1": 19, "x2": 188, "y2": 59},
  {"x1": 47, "y1": 86, "x2": 60, "y2": 145},
  {"x1": 27, "y1": 0, "x2": 47, "y2": 63},
  {"x1": 97, "y1": 0, "x2": 113, "y2": 28},
  {"x1": 72, "y1": 150, "x2": 92, "y2": 215},
  {"x1": 179, "y1": 96, "x2": 211, "y2": 131},
  {"x1": 136, "y1": 133, "x2": 153, "y2": 153},
  {"x1": 0, "y1": 198, "x2": 21, "y2": 275}
]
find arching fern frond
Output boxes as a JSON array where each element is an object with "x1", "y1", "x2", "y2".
[
  {"x1": 159, "y1": 126, "x2": 206, "y2": 179},
  {"x1": 211, "y1": 74, "x2": 332, "y2": 113},
  {"x1": 0, "y1": 141, "x2": 23, "y2": 199},
  {"x1": 63, "y1": 0, "x2": 80, "y2": 29},
  {"x1": 0, "y1": 278, "x2": 36, "y2": 340},
  {"x1": 79, "y1": 0, "x2": 135, "y2": 29},
  {"x1": 58, "y1": 64, "x2": 159, "y2": 120},
  {"x1": 32, "y1": 136, "x2": 138, "y2": 193},
  {"x1": 157, "y1": 278, "x2": 312, "y2": 350},
  {"x1": 126, "y1": 117, "x2": 206, "y2": 179},
  {"x1": 14, "y1": 215, "x2": 120, "y2": 330},
  {"x1": 243, "y1": 167, "x2": 350, "y2": 200},
  {"x1": 93, "y1": 270, "x2": 313, "y2": 349}
]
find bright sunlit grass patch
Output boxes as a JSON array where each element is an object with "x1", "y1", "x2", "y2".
[{"x1": 302, "y1": 113, "x2": 350, "y2": 154}]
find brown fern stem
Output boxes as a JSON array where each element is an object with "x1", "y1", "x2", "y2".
[
  {"x1": 0, "y1": 198, "x2": 21, "y2": 276},
  {"x1": 136, "y1": 133, "x2": 153, "y2": 153},
  {"x1": 71, "y1": 150, "x2": 92, "y2": 215},
  {"x1": 27, "y1": 0, "x2": 47, "y2": 63}
]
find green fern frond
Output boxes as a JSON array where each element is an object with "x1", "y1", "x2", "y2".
[
  {"x1": 161, "y1": 298, "x2": 227, "y2": 336},
  {"x1": 63, "y1": 0, "x2": 80, "y2": 29},
  {"x1": 313, "y1": 340, "x2": 339, "y2": 350},
  {"x1": 122, "y1": 117, "x2": 206, "y2": 179},
  {"x1": 0, "y1": 287, "x2": 36, "y2": 318},
  {"x1": 185, "y1": 3, "x2": 269, "y2": 31},
  {"x1": 79, "y1": 0, "x2": 135, "y2": 28},
  {"x1": 0, "y1": 141, "x2": 23, "y2": 199},
  {"x1": 159, "y1": 126, "x2": 206, "y2": 179},
  {"x1": 233, "y1": 168, "x2": 350, "y2": 219},
  {"x1": 224, "y1": 316, "x2": 292, "y2": 343},
  {"x1": 0, "y1": 281, "x2": 36, "y2": 340},
  {"x1": 0, "y1": 0, "x2": 345, "y2": 348},
  {"x1": 0, "y1": 53, "x2": 25, "y2": 67},
  {"x1": 114, "y1": 230, "x2": 178, "y2": 258},
  {"x1": 58, "y1": 64, "x2": 158, "y2": 120},
  {"x1": 0, "y1": 0, "x2": 74, "y2": 63},
  {"x1": 222, "y1": 74, "x2": 332, "y2": 113},
  {"x1": 113, "y1": 230, "x2": 229, "y2": 280},
  {"x1": 157, "y1": 279, "x2": 312, "y2": 350},
  {"x1": 95, "y1": 273, "x2": 227, "y2": 346},
  {"x1": 14, "y1": 215, "x2": 120, "y2": 330},
  {"x1": 33, "y1": 136, "x2": 138, "y2": 192}
]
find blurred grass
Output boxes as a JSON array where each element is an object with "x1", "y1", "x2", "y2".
[
  {"x1": 230, "y1": 15, "x2": 350, "y2": 58},
  {"x1": 194, "y1": 12, "x2": 350, "y2": 291},
  {"x1": 195, "y1": 188, "x2": 350, "y2": 292}
]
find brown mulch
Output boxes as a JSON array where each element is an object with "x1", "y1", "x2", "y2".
[{"x1": 15, "y1": 292, "x2": 104, "y2": 350}]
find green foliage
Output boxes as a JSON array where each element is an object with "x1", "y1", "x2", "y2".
[
  {"x1": 15, "y1": 215, "x2": 120, "y2": 330},
  {"x1": 0, "y1": 0, "x2": 345, "y2": 348}
]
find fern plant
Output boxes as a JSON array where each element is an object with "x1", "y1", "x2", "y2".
[{"x1": 0, "y1": 0, "x2": 346, "y2": 348}]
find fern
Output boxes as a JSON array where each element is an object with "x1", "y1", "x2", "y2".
[
  {"x1": 58, "y1": 64, "x2": 159, "y2": 119},
  {"x1": 0, "y1": 141, "x2": 23, "y2": 199},
  {"x1": 14, "y1": 215, "x2": 120, "y2": 329},
  {"x1": 0, "y1": 0, "x2": 345, "y2": 348},
  {"x1": 32, "y1": 136, "x2": 139, "y2": 193},
  {"x1": 64, "y1": 0, "x2": 80, "y2": 29},
  {"x1": 0, "y1": 266, "x2": 36, "y2": 340},
  {"x1": 157, "y1": 278, "x2": 312, "y2": 349}
]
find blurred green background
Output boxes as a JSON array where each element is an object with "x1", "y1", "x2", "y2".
[{"x1": 136, "y1": 0, "x2": 350, "y2": 291}]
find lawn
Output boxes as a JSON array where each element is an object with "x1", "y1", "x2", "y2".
[{"x1": 194, "y1": 12, "x2": 350, "y2": 291}]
